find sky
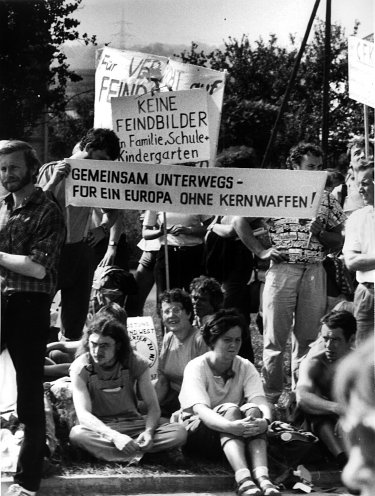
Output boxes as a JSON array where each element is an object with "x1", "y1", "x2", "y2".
[{"x1": 71, "y1": 0, "x2": 374, "y2": 50}]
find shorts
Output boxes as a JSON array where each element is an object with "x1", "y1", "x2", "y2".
[{"x1": 138, "y1": 250, "x2": 158, "y2": 271}]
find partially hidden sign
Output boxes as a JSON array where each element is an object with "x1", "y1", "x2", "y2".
[
  {"x1": 65, "y1": 159, "x2": 326, "y2": 218},
  {"x1": 348, "y1": 36, "x2": 375, "y2": 108},
  {"x1": 94, "y1": 47, "x2": 225, "y2": 167},
  {"x1": 112, "y1": 89, "x2": 210, "y2": 164},
  {"x1": 127, "y1": 316, "x2": 158, "y2": 381}
]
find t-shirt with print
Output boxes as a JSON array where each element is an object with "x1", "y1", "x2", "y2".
[
  {"x1": 179, "y1": 353, "x2": 264, "y2": 418},
  {"x1": 266, "y1": 191, "x2": 346, "y2": 264}
]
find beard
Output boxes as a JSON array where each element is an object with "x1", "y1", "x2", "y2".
[{"x1": 1, "y1": 169, "x2": 33, "y2": 193}]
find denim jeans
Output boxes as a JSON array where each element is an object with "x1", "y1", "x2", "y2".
[
  {"x1": 262, "y1": 262, "x2": 327, "y2": 402},
  {"x1": 69, "y1": 417, "x2": 187, "y2": 462},
  {"x1": 1, "y1": 292, "x2": 50, "y2": 492}
]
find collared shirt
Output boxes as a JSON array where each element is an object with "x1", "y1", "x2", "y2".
[
  {"x1": 267, "y1": 191, "x2": 347, "y2": 264},
  {"x1": 343, "y1": 205, "x2": 375, "y2": 283},
  {"x1": 0, "y1": 187, "x2": 66, "y2": 296}
]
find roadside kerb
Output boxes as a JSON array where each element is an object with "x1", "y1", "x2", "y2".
[{"x1": 1, "y1": 469, "x2": 342, "y2": 495}]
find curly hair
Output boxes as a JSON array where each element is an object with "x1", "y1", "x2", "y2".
[
  {"x1": 76, "y1": 303, "x2": 132, "y2": 364},
  {"x1": 286, "y1": 142, "x2": 322, "y2": 169},
  {"x1": 202, "y1": 308, "x2": 247, "y2": 349},
  {"x1": 158, "y1": 288, "x2": 194, "y2": 323},
  {"x1": 189, "y1": 275, "x2": 224, "y2": 312},
  {"x1": 79, "y1": 128, "x2": 120, "y2": 160}
]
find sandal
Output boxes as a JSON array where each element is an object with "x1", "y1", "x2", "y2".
[
  {"x1": 255, "y1": 477, "x2": 281, "y2": 496},
  {"x1": 236, "y1": 476, "x2": 262, "y2": 496}
]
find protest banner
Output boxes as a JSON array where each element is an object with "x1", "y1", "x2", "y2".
[
  {"x1": 127, "y1": 316, "x2": 158, "y2": 381},
  {"x1": 95, "y1": 47, "x2": 169, "y2": 129},
  {"x1": 162, "y1": 59, "x2": 225, "y2": 167},
  {"x1": 112, "y1": 89, "x2": 210, "y2": 164},
  {"x1": 348, "y1": 36, "x2": 375, "y2": 108},
  {"x1": 65, "y1": 159, "x2": 326, "y2": 218},
  {"x1": 94, "y1": 47, "x2": 225, "y2": 167}
]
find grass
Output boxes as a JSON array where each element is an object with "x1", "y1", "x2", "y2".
[{"x1": 3, "y1": 289, "x2": 293, "y2": 481}]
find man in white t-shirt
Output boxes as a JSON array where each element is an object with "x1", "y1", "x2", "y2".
[{"x1": 343, "y1": 164, "x2": 375, "y2": 344}]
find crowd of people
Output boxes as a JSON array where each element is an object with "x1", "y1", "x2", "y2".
[{"x1": 0, "y1": 133, "x2": 374, "y2": 496}]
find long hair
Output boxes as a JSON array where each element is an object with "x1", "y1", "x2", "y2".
[{"x1": 76, "y1": 303, "x2": 132, "y2": 364}]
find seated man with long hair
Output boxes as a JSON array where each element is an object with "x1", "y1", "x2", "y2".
[{"x1": 69, "y1": 304, "x2": 186, "y2": 462}]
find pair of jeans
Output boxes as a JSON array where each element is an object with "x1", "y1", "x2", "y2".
[
  {"x1": 1, "y1": 292, "x2": 50, "y2": 492},
  {"x1": 262, "y1": 262, "x2": 327, "y2": 402},
  {"x1": 69, "y1": 417, "x2": 187, "y2": 462}
]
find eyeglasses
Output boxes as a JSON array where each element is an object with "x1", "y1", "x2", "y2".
[{"x1": 162, "y1": 305, "x2": 184, "y2": 316}]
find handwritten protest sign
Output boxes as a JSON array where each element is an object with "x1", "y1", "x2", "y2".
[
  {"x1": 94, "y1": 47, "x2": 225, "y2": 166},
  {"x1": 112, "y1": 89, "x2": 210, "y2": 165},
  {"x1": 127, "y1": 317, "x2": 158, "y2": 381},
  {"x1": 163, "y1": 59, "x2": 225, "y2": 167},
  {"x1": 65, "y1": 159, "x2": 326, "y2": 218},
  {"x1": 348, "y1": 36, "x2": 375, "y2": 108},
  {"x1": 95, "y1": 47, "x2": 168, "y2": 129}
]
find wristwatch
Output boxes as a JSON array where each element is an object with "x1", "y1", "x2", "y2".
[{"x1": 108, "y1": 241, "x2": 118, "y2": 246}]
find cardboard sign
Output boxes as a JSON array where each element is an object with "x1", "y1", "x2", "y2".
[
  {"x1": 112, "y1": 89, "x2": 210, "y2": 164},
  {"x1": 94, "y1": 47, "x2": 225, "y2": 167},
  {"x1": 348, "y1": 36, "x2": 375, "y2": 108},
  {"x1": 127, "y1": 317, "x2": 159, "y2": 381},
  {"x1": 65, "y1": 159, "x2": 326, "y2": 218}
]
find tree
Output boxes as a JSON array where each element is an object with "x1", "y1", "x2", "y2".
[
  {"x1": 0, "y1": 0, "x2": 96, "y2": 139},
  {"x1": 178, "y1": 20, "x2": 370, "y2": 167}
]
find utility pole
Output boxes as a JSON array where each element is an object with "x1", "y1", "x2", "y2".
[{"x1": 321, "y1": 0, "x2": 331, "y2": 165}]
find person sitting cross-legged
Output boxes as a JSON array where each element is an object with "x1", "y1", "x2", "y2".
[
  {"x1": 296, "y1": 309, "x2": 357, "y2": 469},
  {"x1": 69, "y1": 303, "x2": 187, "y2": 463},
  {"x1": 179, "y1": 309, "x2": 280, "y2": 496}
]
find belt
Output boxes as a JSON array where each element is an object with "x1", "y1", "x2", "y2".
[{"x1": 167, "y1": 245, "x2": 202, "y2": 252}]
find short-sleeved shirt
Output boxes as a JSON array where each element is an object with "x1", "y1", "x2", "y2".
[
  {"x1": 146, "y1": 211, "x2": 211, "y2": 247},
  {"x1": 70, "y1": 351, "x2": 149, "y2": 420},
  {"x1": 158, "y1": 329, "x2": 208, "y2": 392},
  {"x1": 38, "y1": 162, "x2": 92, "y2": 243},
  {"x1": 266, "y1": 191, "x2": 346, "y2": 264},
  {"x1": 343, "y1": 205, "x2": 375, "y2": 283},
  {"x1": 0, "y1": 187, "x2": 65, "y2": 296},
  {"x1": 179, "y1": 353, "x2": 264, "y2": 417}
]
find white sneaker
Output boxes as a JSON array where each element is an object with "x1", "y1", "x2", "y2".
[{"x1": 5, "y1": 484, "x2": 36, "y2": 496}]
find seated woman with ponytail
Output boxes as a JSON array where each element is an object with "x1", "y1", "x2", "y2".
[{"x1": 179, "y1": 309, "x2": 279, "y2": 496}]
